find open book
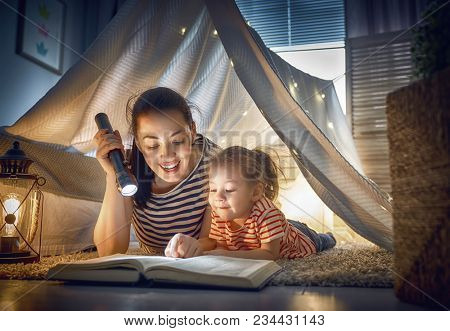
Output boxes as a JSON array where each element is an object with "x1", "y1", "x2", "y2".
[{"x1": 47, "y1": 254, "x2": 282, "y2": 289}]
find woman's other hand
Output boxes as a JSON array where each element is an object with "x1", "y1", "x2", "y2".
[
  {"x1": 93, "y1": 129, "x2": 126, "y2": 177},
  {"x1": 165, "y1": 233, "x2": 202, "y2": 258}
]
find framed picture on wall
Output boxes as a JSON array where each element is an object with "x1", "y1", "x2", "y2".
[{"x1": 16, "y1": 0, "x2": 66, "y2": 75}]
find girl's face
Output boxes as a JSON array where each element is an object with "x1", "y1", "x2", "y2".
[
  {"x1": 208, "y1": 165, "x2": 263, "y2": 222},
  {"x1": 136, "y1": 109, "x2": 196, "y2": 185}
]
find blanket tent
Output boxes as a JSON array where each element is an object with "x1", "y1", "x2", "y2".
[{"x1": 0, "y1": 0, "x2": 393, "y2": 255}]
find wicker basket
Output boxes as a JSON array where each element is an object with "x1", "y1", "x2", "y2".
[{"x1": 386, "y1": 67, "x2": 449, "y2": 308}]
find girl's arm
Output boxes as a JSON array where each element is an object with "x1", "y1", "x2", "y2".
[{"x1": 205, "y1": 238, "x2": 281, "y2": 260}]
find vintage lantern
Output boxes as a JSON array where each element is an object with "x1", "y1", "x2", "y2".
[{"x1": 0, "y1": 141, "x2": 45, "y2": 263}]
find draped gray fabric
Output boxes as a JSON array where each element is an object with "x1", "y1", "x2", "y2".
[{"x1": 0, "y1": 0, "x2": 393, "y2": 253}]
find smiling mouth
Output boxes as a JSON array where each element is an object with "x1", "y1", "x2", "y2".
[{"x1": 160, "y1": 161, "x2": 180, "y2": 173}]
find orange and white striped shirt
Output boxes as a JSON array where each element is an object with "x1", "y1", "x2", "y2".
[{"x1": 209, "y1": 197, "x2": 317, "y2": 258}]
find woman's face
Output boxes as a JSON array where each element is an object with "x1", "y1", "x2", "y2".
[{"x1": 135, "y1": 109, "x2": 196, "y2": 185}]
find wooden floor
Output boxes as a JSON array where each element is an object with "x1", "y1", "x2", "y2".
[{"x1": 0, "y1": 280, "x2": 431, "y2": 311}]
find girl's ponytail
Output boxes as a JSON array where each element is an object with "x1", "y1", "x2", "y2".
[{"x1": 253, "y1": 148, "x2": 283, "y2": 201}]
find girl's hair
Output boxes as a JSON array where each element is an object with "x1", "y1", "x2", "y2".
[
  {"x1": 209, "y1": 146, "x2": 283, "y2": 202},
  {"x1": 126, "y1": 87, "x2": 195, "y2": 206}
]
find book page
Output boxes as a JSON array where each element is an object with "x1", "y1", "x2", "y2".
[
  {"x1": 64, "y1": 254, "x2": 178, "y2": 272},
  {"x1": 135, "y1": 256, "x2": 181, "y2": 271},
  {"x1": 63, "y1": 254, "x2": 141, "y2": 270},
  {"x1": 156, "y1": 255, "x2": 273, "y2": 278}
]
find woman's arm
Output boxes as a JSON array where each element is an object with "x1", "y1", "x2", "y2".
[
  {"x1": 205, "y1": 239, "x2": 281, "y2": 260},
  {"x1": 93, "y1": 173, "x2": 134, "y2": 256},
  {"x1": 93, "y1": 129, "x2": 134, "y2": 256}
]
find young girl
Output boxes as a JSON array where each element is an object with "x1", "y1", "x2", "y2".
[
  {"x1": 204, "y1": 146, "x2": 336, "y2": 260},
  {"x1": 93, "y1": 87, "x2": 220, "y2": 256}
]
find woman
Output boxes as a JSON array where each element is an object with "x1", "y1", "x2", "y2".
[{"x1": 93, "y1": 87, "x2": 219, "y2": 257}]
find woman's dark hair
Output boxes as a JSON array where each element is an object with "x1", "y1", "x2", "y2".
[
  {"x1": 126, "y1": 87, "x2": 194, "y2": 206},
  {"x1": 209, "y1": 146, "x2": 284, "y2": 202}
]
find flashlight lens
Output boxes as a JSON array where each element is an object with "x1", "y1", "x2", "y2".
[{"x1": 121, "y1": 184, "x2": 138, "y2": 196}]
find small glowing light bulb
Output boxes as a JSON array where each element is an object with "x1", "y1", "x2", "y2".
[
  {"x1": 321, "y1": 93, "x2": 325, "y2": 99},
  {"x1": 230, "y1": 60, "x2": 234, "y2": 67},
  {"x1": 212, "y1": 29, "x2": 218, "y2": 36},
  {"x1": 293, "y1": 82, "x2": 298, "y2": 88},
  {"x1": 180, "y1": 27, "x2": 186, "y2": 35},
  {"x1": 327, "y1": 122, "x2": 334, "y2": 129},
  {"x1": 247, "y1": 21, "x2": 251, "y2": 26}
]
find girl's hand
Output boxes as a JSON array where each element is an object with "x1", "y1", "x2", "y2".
[
  {"x1": 93, "y1": 129, "x2": 126, "y2": 177},
  {"x1": 165, "y1": 233, "x2": 202, "y2": 258}
]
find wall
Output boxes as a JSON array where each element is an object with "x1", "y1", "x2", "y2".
[
  {"x1": 346, "y1": 0, "x2": 427, "y2": 39},
  {"x1": 0, "y1": 0, "x2": 120, "y2": 126}
]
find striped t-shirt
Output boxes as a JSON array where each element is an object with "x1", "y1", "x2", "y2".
[
  {"x1": 132, "y1": 134, "x2": 220, "y2": 250},
  {"x1": 209, "y1": 197, "x2": 317, "y2": 258}
]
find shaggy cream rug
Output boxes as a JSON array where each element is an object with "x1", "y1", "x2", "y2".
[
  {"x1": 270, "y1": 243, "x2": 393, "y2": 287},
  {"x1": 0, "y1": 243, "x2": 393, "y2": 287}
]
